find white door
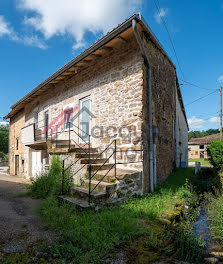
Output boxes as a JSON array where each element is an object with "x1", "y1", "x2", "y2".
[
  {"x1": 32, "y1": 151, "x2": 42, "y2": 177},
  {"x1": 79, "y1": 96, "x2": 91, "y2": 143}
]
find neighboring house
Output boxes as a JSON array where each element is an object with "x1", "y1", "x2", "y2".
[
  {"x1": 188, "y1": 135, "x2": 220, "y2": 159},
  {"x1": 4, "y1": 14, "x2": 188, "y2": 205}
]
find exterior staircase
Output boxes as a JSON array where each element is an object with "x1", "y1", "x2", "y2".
[{"x1": 47, "y1": 135, "x2": 142, "y2": 209}]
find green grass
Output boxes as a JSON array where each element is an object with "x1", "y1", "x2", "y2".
[
  {"x1": 188, "y1": 158, "x2": 211, "y2": 166},
  {"x1": 207, "y1": 191, "x2": 223, "y2": 240},
  {"x1": 37, "y1": 168, "x2": 204, "y2": 263}
]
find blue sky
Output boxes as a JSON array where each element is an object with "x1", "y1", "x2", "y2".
[{"x1": 0, "y1": 0, "x2": 222, "y2": 131}]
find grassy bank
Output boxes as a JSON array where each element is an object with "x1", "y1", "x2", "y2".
[
  {"x1": 188, "y1": 158, "x2": 211, "y2": 166},
  {"x1": 36, "y1": 168, "x2": 204, "y2": 263},
  {"x1": 206, "y1": 172, "x2": 223, "y2": 241}
]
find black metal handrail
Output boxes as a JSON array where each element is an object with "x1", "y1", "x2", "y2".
[
  {"x1": 61, "y1": 121, "x2": 92, "y2": 195},
  {"x1": 87, "y1": 144, "x2": 144, "y2": 205}
]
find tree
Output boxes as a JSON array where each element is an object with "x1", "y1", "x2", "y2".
[
  {"x1": 188, "y1": 129, "x2": 219, "y2": 140},
  {"x1": 0, "y1": 125, "x2": 9, "y2": 154},
  {"x1": 207, "y1": 140, "x2": 223, "y2": 171}
]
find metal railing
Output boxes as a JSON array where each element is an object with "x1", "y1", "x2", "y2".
[{"x1": 29, "y1": 118, "x2": 143, "y2": 205}]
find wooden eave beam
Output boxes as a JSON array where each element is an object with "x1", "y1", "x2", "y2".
[
  {"x1": 117, "y1": 36, "x2": 127, "y2": 43},
  {"x1": 100, "y1": 46, "x2": 113, "y2": 51}
]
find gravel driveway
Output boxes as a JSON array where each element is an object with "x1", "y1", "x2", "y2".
[{"x1": 0, "y1": 177, "x2": 54, "y2": 254}]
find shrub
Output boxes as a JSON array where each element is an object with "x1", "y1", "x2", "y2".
[
  {"x1": 29, "y1": 155, "x2": 73, "y2": 198},
  {"x1": 207, "y1": 140, "x2": 223, "y2": 171}
]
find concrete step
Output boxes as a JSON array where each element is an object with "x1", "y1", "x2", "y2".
[
  {"x1": 58, "y1": 195, "x2": 94, "y2": 209},
  {"x1": 81, "y1": 158, "x2": 107, "y2": 164},
  {"x1": 71, "y1": 187, "x2": 106, "y2": 202},
  {"x1": 81, "y1": 179, "x2": 117, "y2": 193}
]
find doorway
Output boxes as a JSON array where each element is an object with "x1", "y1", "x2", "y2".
[
  {"x1": 15, "y1": 155, "x2": 19, "y2": 176},
  {"x1": 32, "y1": 151, "x2": 42, "y2": 177},
  {"x1": 200, "y1": 151, "x2": 204, "y2": 159},
  {"x1": 79, "y1": 96, "x2": 91, "y2": 143}
]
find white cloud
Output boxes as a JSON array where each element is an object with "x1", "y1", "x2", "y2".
[
  {"x1": 0, "y1": 15, "x2": 11, "y2": 37},
  {"x1": 218, "y1": 75, "x2": 223, "y2": 82},
  {"x1": 0, "y1": 15, "x2": 47, "y2": 49},
  {"x1": 0, "y1": 121, "x2": 9, "y2": 126},
  {"x1": 0, "y1": 15, "x2": 18, "y2": 40},
  {"x1": 18, "y1": 0, "x2": 142, "y2": 49},
  {"x1": 188, "y1": 116, "x2": 205, "y2": 129},
  {"x1": 23, "y1": 35, "x2": 48, "y2": 49},
  {"x1": 155, "y1": 7, "x2": 168, "y2": 24},
  {"x1": 209, "y1": 116, "x2": 220, "y2": 123}
]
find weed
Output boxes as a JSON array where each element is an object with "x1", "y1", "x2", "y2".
[{"x1": 28, "y1": 155, "x2": 73, "y2": 198}]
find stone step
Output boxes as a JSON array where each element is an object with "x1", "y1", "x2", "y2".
[
  {"x1": 48, "y1": 146, "x2": 76, "y2": 154},
  {"x1": 92, "y1": 169, "x2": 138, "y2": 183},
  {"x1": 71, "y1": 187, "x2": 106, "y2": 202},
  {"x1": 55, "y1": 144, "x2": 75, "y2": 148},
  {"x1": 58, "y1": 195, "x2": 94, "y2": 209},
  {"x1": 88, "y1": 163, "x2": 114, "y2": 172},
  {"x1": 75, "y1": 153, "x2": 102, "y2": 159},
  {"x1": 51, "y1": 140, "x2": 71, "y2": 145},
  {"x1": 75, "y1": 148, "x2": 98, "y2": 153},
  {"x1": 81, "y1": 158, "x2": 107, "y2": 164},
  {"x1": 81, "y1": 179, "x2": 117, "y2": 193},
  {"x1": 49, "y1": 148, "x2": 70, "y2": 154}
]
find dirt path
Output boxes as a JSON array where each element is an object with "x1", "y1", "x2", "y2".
[{"x1": 0, "y1": 178, "x2": 54, "y2": 254}]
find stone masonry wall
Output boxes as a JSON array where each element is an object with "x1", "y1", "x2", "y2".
[
  {"x1": 141, "y1": 34, "x2": 177, "y2": 191},
  {"x1": 9, "y1": 111, "x2": 25, "y2": 176},
  {"x1": 23, "y1": 36, "x2": 144, "y2": 178}
]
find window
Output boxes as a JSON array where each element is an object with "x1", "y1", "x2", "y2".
[
  {"x1": 64, "y1": 105, "x2": 73, "y2": 130},
  {"x1": 200, "y1": 145, "x2": 204, "y2": 150},
  {"x1": 16, "y1": 138, "x2": 19, "y2": 150},
  {"x1": 34, "y1": 112, "x2": 38, "y2": 129},
  {"x1": 44, "y1": 108, "x2": 49, "y2": 139}
]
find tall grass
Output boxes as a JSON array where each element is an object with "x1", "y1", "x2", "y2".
[
  {"x1": 29, "y1": 155, "x2": 73, "y2": 198},
  {"x1": 206, "y1": 189, "x2": 223, "y2": 240},
  {"x1": 37, "y1": 168, "x2": 204, "y2": 263}
]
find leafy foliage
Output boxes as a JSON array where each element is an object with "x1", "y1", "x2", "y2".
[
  {"x1": 188, "y1": 129, "x2": 219, "y2": 140},
  {"x1": 0, "y1": 125, "x2": 9, "y2": 154},
  {"x1": 207, "y1": 140, "x2": 223, "y2": 171},
  {"x1": 29, "y1": 155, "x2": 73, "y2": 198}
]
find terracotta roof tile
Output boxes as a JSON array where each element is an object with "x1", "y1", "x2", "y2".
[{"x1": 188, "y1": 135, "x2": 220, "y2": 145}]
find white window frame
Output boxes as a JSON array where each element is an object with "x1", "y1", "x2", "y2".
[
  {"x1": 34, "y1": 112, "x2": 39, "y2": 129},
  {"x1": 63, "y1": 103, "x2": 74, "y2": 131},
  {"x1": 79, "y1": 96, "x2": 91, "y2": 143}
]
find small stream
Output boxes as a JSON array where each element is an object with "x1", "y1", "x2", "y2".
[{"x1": 193, "y1": 206, "x2": 210, "y2": 247}]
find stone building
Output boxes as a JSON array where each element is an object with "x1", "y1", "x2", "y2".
[
  {"x1": 188, "y1": 135, "x2": 219, "y2": 159},
  {"x1": 4, "y1": 14, "x2": 188, "y2": 205},
  {"x1": 176, "y1": 79, "x2": 188, "y2": 167}
]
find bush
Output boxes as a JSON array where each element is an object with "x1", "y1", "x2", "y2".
[
  {"x1": 29, "y1": 155, "x2": 73, "y2": 198},
  {"x1": 207, "y1": 140, "x2": 223, "y2": 171}
]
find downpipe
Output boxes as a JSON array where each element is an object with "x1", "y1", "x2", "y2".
[{"x1": 132, "y1": 19, "x2": 154, "y2": 193}]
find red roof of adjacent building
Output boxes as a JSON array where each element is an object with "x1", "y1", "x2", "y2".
[{"x1": 189, "y1": 135, "x2": 220, "y2": 145}]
